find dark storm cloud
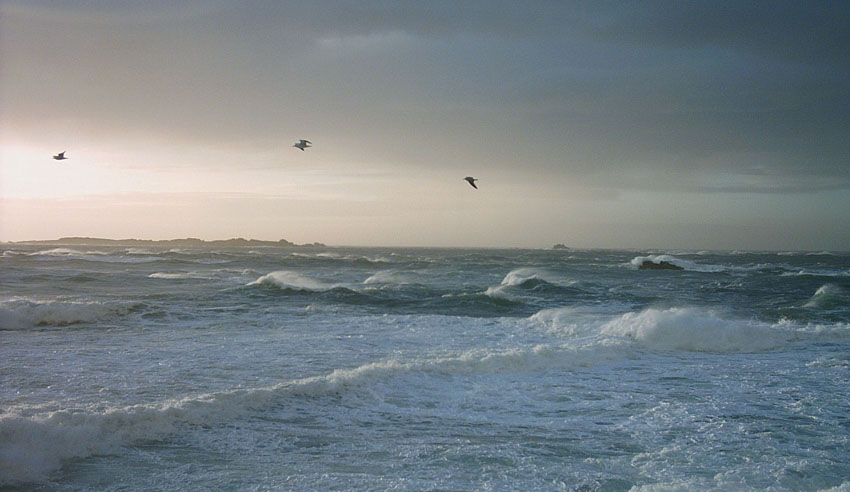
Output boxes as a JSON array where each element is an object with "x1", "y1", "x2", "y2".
[{"x1": 593, "y1": 0, "x2": 850, "y2": 63}]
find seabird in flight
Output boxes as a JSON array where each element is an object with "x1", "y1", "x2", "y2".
[
  {"x1": 53, "y1": 151, "x2": 68, "y2": 160},
  {"x1": 293, "y1": 139, "x2": 312, "y2": 151},
  {"x1": 464, "y1": 176, "x2": 478, "y2": 189}
]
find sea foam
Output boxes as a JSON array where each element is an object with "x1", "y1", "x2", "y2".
[{"x1": 0, "y1": 342, "x2": 618, "y2": 485}]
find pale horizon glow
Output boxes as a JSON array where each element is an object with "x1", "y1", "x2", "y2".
[{"x1": 2, "y1": 2, "x2": 848, "y2": 250}]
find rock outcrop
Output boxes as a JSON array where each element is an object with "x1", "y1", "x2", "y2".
[{"x1": 638, "y1": 259, "x2": 684, "y2": 270}]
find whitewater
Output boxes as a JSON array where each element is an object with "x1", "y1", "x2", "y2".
[{"x1": 1, "y1": 245, "x2": 848, "y2": 491}]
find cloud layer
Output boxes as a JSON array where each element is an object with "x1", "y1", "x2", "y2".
[{"x1": 2, "y1": 1, "x2": 848, "y2": 247}]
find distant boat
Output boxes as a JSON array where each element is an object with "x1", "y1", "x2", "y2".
[
  {"x1": 53, "y1": 151, "x2": 67, "y2": 160},
  {"x1": 293, "y1": 139, "x2": 312, "y2": 151},
  {"x1": 464, "y1": 176, "x2": 478, "y2": 189}
]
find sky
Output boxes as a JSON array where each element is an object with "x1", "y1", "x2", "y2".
[{"x1": 1, "y1": 1, "x2": 848, "y2": 250}]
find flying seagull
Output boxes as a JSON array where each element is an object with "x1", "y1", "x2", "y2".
[
  {"x1": 293, "y1": 139, "x2": 312, "y2": 151},
  {"x1": 464, "y1": 176, "x2": 478, "y2": 189},
  {"x1": 53, "y1": 151, "x2": 67, "y2": 160}
]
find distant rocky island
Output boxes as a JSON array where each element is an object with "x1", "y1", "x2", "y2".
[
  {"x1": 638, "y1": 259, "x2": 684, "y2": 270},
  {"x1": 12, "y1": 237, "x2": 325, "y2": 248},
  {"x1": 552, "y1": 244, "x2": 569, "y2": 250}
]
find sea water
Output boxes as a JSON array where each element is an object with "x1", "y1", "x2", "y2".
[{"x1": 1, "y1": 245, "x2": 848, "y2": 491}]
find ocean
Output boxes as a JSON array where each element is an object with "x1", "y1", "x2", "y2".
[{"x1": 1, "y1": 244, "x2": 848, "y2": 491}]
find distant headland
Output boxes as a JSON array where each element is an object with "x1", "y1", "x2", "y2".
[{"x1": 9, "y1": 237, "x2": 326, "y2": 248}]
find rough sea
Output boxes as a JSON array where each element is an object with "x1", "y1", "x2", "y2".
[{"x1": 1, "y1": 244, "x2": 849, "y2": 491}]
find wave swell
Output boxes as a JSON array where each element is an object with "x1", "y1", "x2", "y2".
[{"x1": 0, "y1": 342, "x2": 617, "y2": 485}]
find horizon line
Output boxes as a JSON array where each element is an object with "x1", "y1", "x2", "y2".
[{"x1": 1, "y1": 236, "x2": 847, "y2": 254}]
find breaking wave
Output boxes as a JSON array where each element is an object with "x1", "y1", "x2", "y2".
[
  {"x1": 247, "y1": 270, "x2": 335, "y2": 292},
  {"x1": 485, "y1": 268, "x2": 577, "y2": 300},
  {"x1": 599, "y1": 307, "x2": 792, "y2": 352},
  {"x1": 0, "y1": 298, "x2": 142, "y2": 330},
  {"x1": 363, "y1": 270, "x2": 417, "y2": 285},
  {"x1": 0, "y1": 342, "x2": 618, "y2": 485},
  {"x1": 528, "y1": 306, "x2": 844, "y2": 353},
  {"x1": 805, "y1": 284, "x2": 849, "y2": 308}
]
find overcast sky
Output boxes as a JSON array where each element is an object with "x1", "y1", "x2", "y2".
[{"x1": 2, "y1": 1, "x2": 848, "y2": 249}]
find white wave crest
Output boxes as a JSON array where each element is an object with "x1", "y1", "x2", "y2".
[
  {"x1": 27, "y1": 248, "x2": 160, "y2": 263},
  {"x1": 630, "y1": 255, "x2": 726, "y2": 272},
  {"x1": 528, "y1": 306, "x2": 830, "y2": 352},
  {"x1": 247, "y1": 270, "x2": 331, "y2": 291},
  {"x1": 804, "y1": 283, "x2": 848, "y2": 308},
  {"x1": 817, "y1": 483, "x2": 850, "y2": 492},
  {"x1": 485, "y1": 268, "x2": 573, "y2": 300},
  {"x1": 124, "y1": 248, "x2": 158, "y2": 255},
  {"x1": 29, "y1": 247, "x2": 108, "y2": 257},
  {"x1": 782, "y1": 268, "x2": 850, "y2": 278},
  {"x1": 149, "y1": 271, "x2": 214, "y2": 280},
  {"x1": 600, "y1": 307, "x2": 791, "y2": 352},
  {"x1": 0, "y1": 298, "x2": 138, "y2": 330},
  {"x1": 363, "y1": 270, "x2": 415, "y2": 285},
  {"x1": 500, "y1": 268, "x2": 561, "y2": 286},
  {"x1": 483, "y1": 285, "x2": 519, "y2": 301}
]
